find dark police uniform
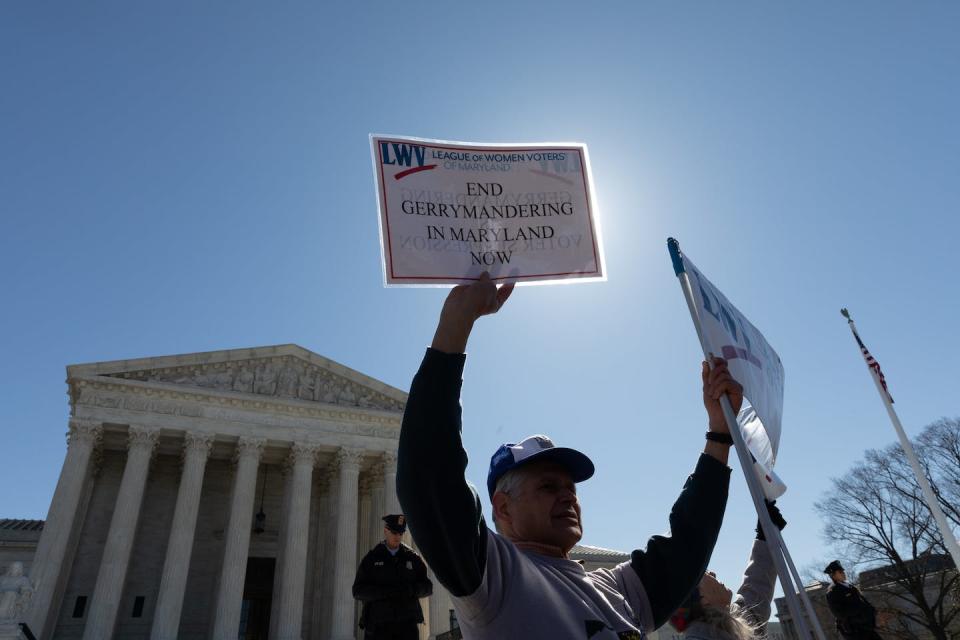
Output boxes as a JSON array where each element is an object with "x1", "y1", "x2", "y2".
[
  {"x1": 824, "y1": 561, "x2": 881, "y2": 640},
  {"x1": 352, "y1": 516, "x2": 432, "y2": 640}
]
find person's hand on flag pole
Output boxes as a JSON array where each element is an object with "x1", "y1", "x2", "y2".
[{"x1": 701, "y1": 357, "x2": 744, "y2": 433}]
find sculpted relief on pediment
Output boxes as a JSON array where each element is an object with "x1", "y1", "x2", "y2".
[{"x1": 107, "y1": 357, "x2": 404, "y2": 412}]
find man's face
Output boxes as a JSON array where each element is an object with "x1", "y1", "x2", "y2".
[
  {"x1": 832, "y1": 570, "x2": 846, "y2": 583},
  {"x1": 497, "y1": 460, "x2": 582, "y2": 552},
  {"x1": 384, "y1": 527, "x2": 403, "y2": 550}
]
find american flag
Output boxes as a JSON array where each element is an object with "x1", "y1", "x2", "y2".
[{"x1": 848, "y1": 319, "x2": 894, "y2": 403}]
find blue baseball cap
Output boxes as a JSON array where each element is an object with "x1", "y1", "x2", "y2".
[{"x1": 486, "y1": 434, "x2": 594, "y2": 499}]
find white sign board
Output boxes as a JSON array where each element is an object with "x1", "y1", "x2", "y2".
[
  {"x1": 371, "y1": 135, "x2": 605, "y2": 286},
  {"x1": 684, "y1": 256, "x2": 787, "y2": 499}
]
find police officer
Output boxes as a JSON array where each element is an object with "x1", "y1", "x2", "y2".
[
  {"x1": 352, "y1": 514, "x2": 433, "y2": 640},
  {"x1": 824, "y1": 560, "x2": 882, "y2": 640}
]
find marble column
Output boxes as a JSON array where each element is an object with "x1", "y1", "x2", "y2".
[
  {"x1": 312, "y1": 467, "x2": 337, "y2": 639},
  {"x1": 330, "y1": 448, "x2": 363, "y2": 640},
  {"x1": 150, "y1": 432, "x2": 214, "y2": 640},
  {"x1": 368, "y1": 476, "x2": 385, "y2": 550},
  {"x1": 274, "y1": 443, "x2": 319, "y2": 640},
  {"x1": 429, "y1": 569, "x2": 445, "y2": 636},
  {"x1": 26, "y1": 419, "x2": 102, "y2": 640},
  {"x1": 355, "y1": 475, "x2": 373, "y2": 631},
  {"x1": 382, "y1": 452, "x2": 400, "y2": 516},
  {"x1": 420, "y1": 593, "x2": 430, "y2": 640},
  {"x1": 382, "y1": 452, "x2": 411, "y2": 548},
  {"x1": 356, "y1": 476, "x2": 373, "y2": 560},
  {"x1": 83, "y1": 425, "x2": 159, "y2": 640},
  {"x1": 211, "y1": 436, "x2": 265, "y2": 640}
]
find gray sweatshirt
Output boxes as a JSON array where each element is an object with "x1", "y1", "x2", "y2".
[{"x1": 454, "y1": 529, "x2": 654, "y2": 639}]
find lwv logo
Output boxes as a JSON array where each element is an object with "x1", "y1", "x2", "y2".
[{"x1": 380, "y1": 141, "x2": 436, "y2": 180}]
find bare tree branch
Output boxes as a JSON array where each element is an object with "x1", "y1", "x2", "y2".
[{"x1": 815, "y1": 417, "x2": 960, "y2": 639}]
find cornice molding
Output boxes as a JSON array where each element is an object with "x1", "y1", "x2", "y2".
[
  {"x1": 75, "y1": 354, "x2": 405, "y2": 412},
  {"x1": 71, "y1": 375, "x2": 403, "y2": 431}
]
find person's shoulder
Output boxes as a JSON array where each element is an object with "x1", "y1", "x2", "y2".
[
  {"x1": 399, "y1": 543, "x2": 425, "y2": 560},
  {"x1": 364, "y1": 543, "x2": 388, "y2": 559}
]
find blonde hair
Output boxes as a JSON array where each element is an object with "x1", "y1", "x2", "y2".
[{"x1": 692, "y1": 604, "x2": 758, "y2": 640}]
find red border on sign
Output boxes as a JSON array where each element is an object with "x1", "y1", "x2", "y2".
[{"x1": 376, "y1": 139, "x2": 602, "y2": 283}]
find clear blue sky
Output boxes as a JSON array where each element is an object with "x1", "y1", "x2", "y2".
[{"x1": 2, "y1": 1, "x2": 958, "y2": 612}]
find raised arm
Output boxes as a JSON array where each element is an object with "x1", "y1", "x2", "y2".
[
  {"x1": 732, "y1": 541, "x2": 778, "y2": 626},
  {"x1": 396, "y1": 274, "x2": 514, "y2": 597},
  {"x1": 734, "y1": 502, "x2": 786, "y2": 626},
  {"x1": 629, "y1": 358, "x2": 742, "y2": 627}
]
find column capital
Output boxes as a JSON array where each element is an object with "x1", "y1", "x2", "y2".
[
  {"x1": 336, "y1": 447, "x2": 364, "y2": 472},
  {"x1": 358, "y1": 474, "x2": 376, "y2": 494},
  {"x1": 318, "y1": 465, "x2": 337, "y2": 490},
  {"x1": 183, "y1": 431, "x2": 215, "y2": 457},
  {"x1": 234, "y1": 436, "x2": 266, "y2": 463},
  {"x1": 287, "y1": 442, "x2": 321, "y2": 467},
  {"x1": 381, "y1": 451, "x2": 398, "y2": 471},
  {"x1": 367, "y1": 461, "x2": 385, "y2": 478},
  {"x1": 67, "y1": 419, "x2": 103, "y2": 447},
  {"x1": 127, "y1": 425, "x2": 160, "y2": 453}
]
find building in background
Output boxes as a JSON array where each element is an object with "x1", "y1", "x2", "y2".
[
  {"x1": 1, "y1": 345, "x2": 637, "y2": 640},
  {"x1": 775, "y1": 555, "x2": 959, "y2": 640}
]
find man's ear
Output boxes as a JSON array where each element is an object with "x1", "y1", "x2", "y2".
[{"x1": 492, "y1": 491, "x2": 510, "y2": 525}]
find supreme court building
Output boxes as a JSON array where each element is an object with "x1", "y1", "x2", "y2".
[{"x1": 9, "y1": 345, "x2": 629, "y2": 640}]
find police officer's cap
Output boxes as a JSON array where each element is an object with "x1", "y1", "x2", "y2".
[
  {"x1": 824, "y1": 560, "x2": 844, "y2": 575},
  {"x1": 382, "y1": 514, "x2": 407, "y2": 534}
]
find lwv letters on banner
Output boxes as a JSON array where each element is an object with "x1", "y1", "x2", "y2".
[{"x1": 685, "y1": 258, "x2": 787, "y2": 499}]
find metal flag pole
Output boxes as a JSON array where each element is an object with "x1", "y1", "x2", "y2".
[
  {"x1": 842, "y1": 309, "x2": 960, "y2": 572},
  {"x1": 668, "y1": 238, "x2": 825, "y2": 640},
  {"x1": 771, "y1": 526, "x2": 829, "y2": 639}
]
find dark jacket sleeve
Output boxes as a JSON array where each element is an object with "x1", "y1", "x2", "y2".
[
  {"x1": 353, "y1": 551, "x2": 401, "y2": 602},
  {"x1": 409, "y1": 551, "x2": 434, "y2": 599},
  {"x1": 397, "y1": 348, "x2": 488, "y2": 597},
  {"x1": 629, "y1": 453, "x2": 730, "y2": 628}
]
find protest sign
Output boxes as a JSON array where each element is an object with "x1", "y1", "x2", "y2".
[
  {"x1": 371, "y1": 135, "x2": 605, "y2": 286},
  {"x1": 670, "y1": 238, "x2": 825, "y2": 640},
  {"x1": 682, "y1": 256, "x2": 787, "y2": 499}
]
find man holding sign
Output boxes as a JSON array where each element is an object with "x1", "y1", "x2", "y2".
[{"x1": 397, "y1": 274, "x2": 743, "y2": 639}]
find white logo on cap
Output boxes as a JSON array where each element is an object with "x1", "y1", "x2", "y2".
[{"x1": 510, "y1": 435, "x2": 556, "y2": 463}]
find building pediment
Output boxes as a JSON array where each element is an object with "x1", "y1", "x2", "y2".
[{"x1": 67, "y1": 344, "x2": 406, "y2": 413}]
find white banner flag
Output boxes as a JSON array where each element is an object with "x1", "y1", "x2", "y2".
[
  {"x1": 683, "y1": 256, "x2": 787, "y2": 499},
  {"x1": 370, "y1": 135, "x2": 605, "y2": 286}
]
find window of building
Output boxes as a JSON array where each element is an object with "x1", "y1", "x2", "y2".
[{"x1": 132, "y1": 596, "x2": 145, "y2": 618}]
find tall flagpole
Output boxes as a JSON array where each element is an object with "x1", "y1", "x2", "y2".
[
  {"x1": 669, "y1": 239, "x2": 825, "y2": 640},
  {"x1": 841, "y1": 309, "x2": 960, "y2": 572}
]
